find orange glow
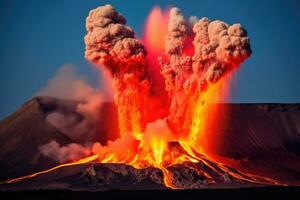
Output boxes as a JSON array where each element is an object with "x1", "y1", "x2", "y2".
[
  {"x1": 187, "y1": 76, "x2": 231, "y2": 154},
  {"x1": 3, "y1": 7, "x2": 286, "y2": 188},
  {"x1": 143, "y1": 6, "x2": 169, "y2": 54}
]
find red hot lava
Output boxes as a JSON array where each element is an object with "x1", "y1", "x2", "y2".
[
  {"x1": 84, "y1": 4, "x2": 252, "y2": 167},
  {"x1": 4, "y1": 4, "x2": 285, "y2": 189}
]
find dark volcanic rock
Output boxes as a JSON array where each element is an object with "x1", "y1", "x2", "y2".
[
  {"x1": 0, "y1": 163, "x2": 167, "y2": 191},
  {"x1": 78, "y1": 164, "x2": 165, "y2": 190},
  {"x1": 0, "y1": 161, "x2": 261, "y2": 191}
]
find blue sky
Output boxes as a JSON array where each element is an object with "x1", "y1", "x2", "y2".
[{"x1": 0, "y1": 0, "x2": 300, "y2": 119}]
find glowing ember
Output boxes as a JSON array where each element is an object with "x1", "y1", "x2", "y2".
[{"x1": 3, "y1": 4, "x2": 285, "y2": 188}]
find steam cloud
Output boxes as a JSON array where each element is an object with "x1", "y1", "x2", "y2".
[
  {"x1": 37, "y1": 65, "x2": 103, "y2": 142},
  {"x1": 39, "y1": 140, "x2": 91, "y2": 163}
]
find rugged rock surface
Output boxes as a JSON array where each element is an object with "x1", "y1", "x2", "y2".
[{"x1": 0, "y1": 160, "x2": 264, "y2": 191}]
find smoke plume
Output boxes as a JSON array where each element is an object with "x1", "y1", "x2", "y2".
[
  {"x1": 37, "y1": 65, "x2": 103, "y2": 142},
  {"x1": 39, "y1": 140, "x2": 91, "y2": 163},
  {"x1": 85, "y1": 4, "x2": 146, "y2": 71},
  {"x1": 160, "y1": 7, "x2": 252, "y2": 136},
  {"x1": 84, "y1": 4, "x2": 153, "y2": 135},
  {"x1": 39, "y1": 5, "x2": 252, "y2": 166}
]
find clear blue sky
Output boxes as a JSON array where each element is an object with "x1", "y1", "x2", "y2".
[{"x1": 0, "y1": 0, "x2": 300, "y2": 119}]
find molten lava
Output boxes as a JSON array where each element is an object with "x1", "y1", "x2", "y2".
[{"x1": 3, "y1": 5, "x2": 286, "y2": 188}]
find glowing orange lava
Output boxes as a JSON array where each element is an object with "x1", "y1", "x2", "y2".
[{"x1": 2, "y1": 6, "x2": 286, "y2": 189}]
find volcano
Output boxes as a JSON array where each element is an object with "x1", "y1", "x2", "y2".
[
  {"x1": 1, "y1": 96, "x2": 300, "y2": 191},
  {"x1": 1, "y1": 4, "x2": 300, "y2": 194}
]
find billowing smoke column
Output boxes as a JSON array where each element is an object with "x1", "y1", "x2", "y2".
[
  {"x1": 15, "y1": 4, "x2": 285, "y2": 189},
  {"x1": 82, "y1": 4, "x2": 252, "y2": 168},
  {"x1": 85, "y1": 5, "x2": 151, "y2": 136},
  {"x1": 160, "y1": 7, "x2": 252, "y2": 137},
  {"x1": 27, "y1": 5, "x2": 258, "y2": 188}
]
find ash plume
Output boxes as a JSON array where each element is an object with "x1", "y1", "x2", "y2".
[
  {"x1": 39, "y1": 5, "x2": 252, "y2": 166},
  {"x1": 84, "y1": 4, "x2": 152, "y2": 134},
  {"x1": 160, "y1": 7, "x2": 252, "y2": 136},
  {"x1": 85, "y1": 4, "x2": 146, "y2": 72},
  {"x1": 192, "y1": 18, "x2": 251, "y2": 82},
  {"x1": 165, "y1": 7, "x2": 189, "y2": 57}
]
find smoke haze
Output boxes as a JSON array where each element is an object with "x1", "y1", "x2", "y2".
[{"x1": 37, "y1": 65, "x2": 103, "y2": 142}]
